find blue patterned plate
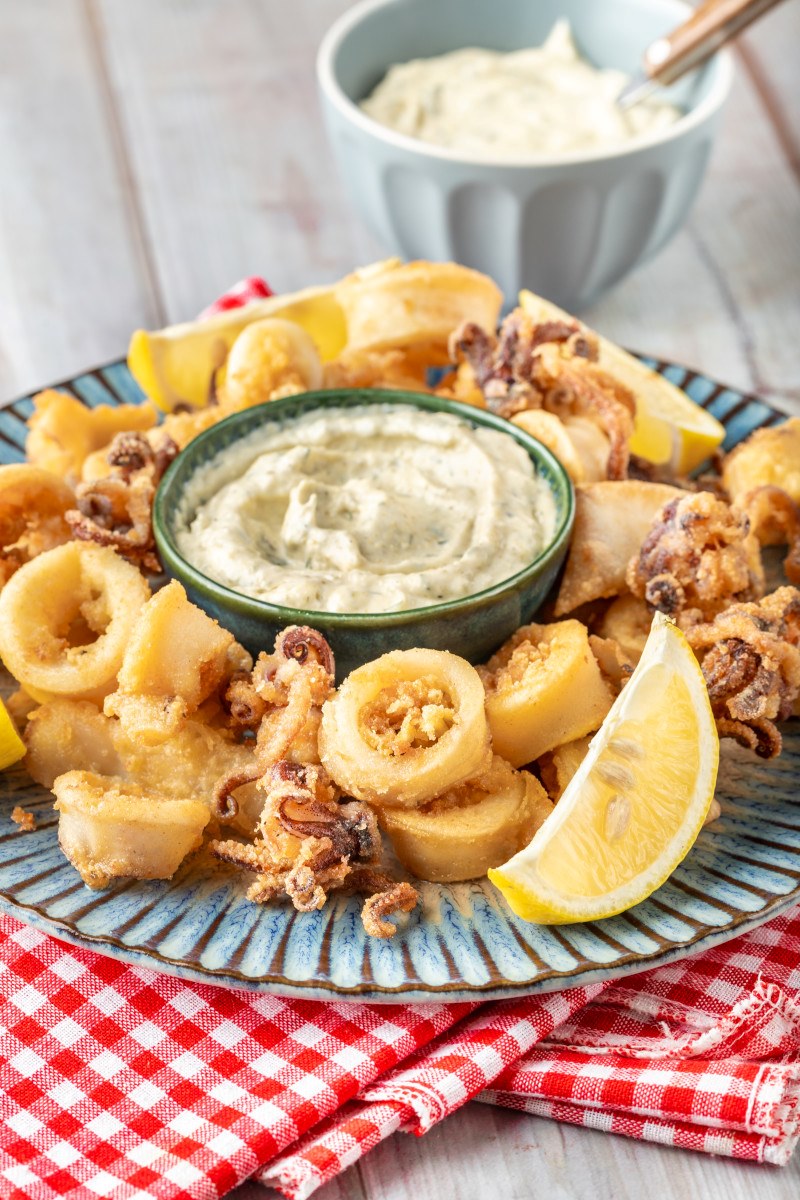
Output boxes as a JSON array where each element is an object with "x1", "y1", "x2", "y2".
[{"x1": 0, "y1": 360, "x2": 797, "y2": 1001}]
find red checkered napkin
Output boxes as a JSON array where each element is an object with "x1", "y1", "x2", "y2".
[
  {"x1": 259, "y1": 907, "x2": 800, "y2": 1198},
  {"x1": 0, "y1": 915, "x2": 600, "y2": 1199}
]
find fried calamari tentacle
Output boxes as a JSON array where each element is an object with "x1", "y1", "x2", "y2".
[
  {"x1": 223, "y1": 671, "x2": 269, "y2": 731},
  {"x1": 738, "y1": 486, "x2": 800, "y2": 585},
  {"x1": 66, "y1": 432, "x2": 178, "y2": 572},
  {"x1": 214, "y1": 626, "x2": 336, "y2": 818},
  {"x1": 450, "y1": 310, "x2": 634, "y2": 480},
  {"x1": 686, "y1": 586, "x2": 800, "y2": 758},
  {"x1": 209, "y1": 758, "x2": 416, "y2": 935},
  {"x1": 626, "y1": 492, "x2": 764, "y2": 625},
  {"x1": 361, "y1": 882, "x2": 419, "y2": 939}
]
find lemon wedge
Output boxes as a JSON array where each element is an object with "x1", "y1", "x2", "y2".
[
  {"x1": 128, "y1": 283, "x2": 348, "y2": 411},
  {"x1": 489, "y1": 613, "x2": 719, "y2": 924},
  {"x1": 519, "y1": 289, "x2": 725, "y2": 474},
  {"x1": 0, "y1": 698, "x2": 25, "y2": 772}
]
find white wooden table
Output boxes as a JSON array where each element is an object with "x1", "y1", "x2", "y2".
[{"x1": 0, "y1": 2, "x2": 798, "y2": 1197}]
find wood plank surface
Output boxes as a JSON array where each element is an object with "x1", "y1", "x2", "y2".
[
  {"x1": 0, "y1": 2, "x2": 798, "y2": 1197},
  {"x1": 0, "y1": 0, "x2": 162, "y2": 401},
  {"x1": 235, "y1": 1101, "x2": 800, "y2": 1200},
  {"x1": 91, "y1": 0, "x2": 381, "y2": 319}
]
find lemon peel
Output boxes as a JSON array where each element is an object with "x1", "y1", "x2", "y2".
[{"x1": 0, "y1": 698, "x2": 25, "y2": 772}]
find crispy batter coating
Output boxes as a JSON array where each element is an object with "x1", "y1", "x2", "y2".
[
  {"x1": 626, "y1": 491, "x2": 764, "y2": 625},
  {"x1": 722, "y1": 418, "x2": 800, "y2": 505},
  {"x1": 686, "y1": 586, "x2": 800, "y2": 758},
  {"x1": 0, "y1": 465, "x2": 74, "y2": 587},
  {"x1": 360, "y1": 676, "x2": 456, "y2": 756},
  {"x1": 738, "y1": 486, "x2": 800, "y2": 585},
  {"x1": 26, "y1": 390, "x2": 157, "y2": 485},
  {"x1": 66, "y1": 432, "x2": 178, "y2": 573},
  {"x1": 10, "y1": 806, "x2": 36, "y2": 831},
  {"x1": 322, "y1": 346, "x2": 435, "y2": 392},
  {"x1": 451, "y1": 309, "x2": 635, "y2": 479}
]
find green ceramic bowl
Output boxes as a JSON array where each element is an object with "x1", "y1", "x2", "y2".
[{"x1": 153, "y1": 389, "x2": 574, "y2": 679}]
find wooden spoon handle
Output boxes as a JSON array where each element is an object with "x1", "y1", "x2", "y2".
[{"x1": 642, "y1": 0, "x2": 786, "y2": 85}]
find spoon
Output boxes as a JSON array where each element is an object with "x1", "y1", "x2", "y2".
[{"x1": 618, "y1": 0, "x2": 787, "y2": 109}]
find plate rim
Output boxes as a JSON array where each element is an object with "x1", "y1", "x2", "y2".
[{"x1": 1, "y1": 354, "x2": 796, "y2": 1001}]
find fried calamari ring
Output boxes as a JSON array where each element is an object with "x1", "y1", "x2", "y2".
[
  {"x1": 378, "y1": 756, "x2": 552, "y2": 882},
  {"x1": 320, "y1": 648, "x2": 491, "y2": 808},
  {"x1": 0, "y1": 542, "x2": 150, "y2": 702},
  {"x1": 335, "y1": 259, "x2": 503, "y2": 355},
  {"x1": 478, "y1": 621, "x2": 613, "y2": 767},
  {"x1": 0, "y1": 464, "x2": 75, "y2": 586}
]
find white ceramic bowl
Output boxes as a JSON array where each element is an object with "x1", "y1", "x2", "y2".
[{"x1": 317, "y1": 0, "x2": 733, "y2": 309}]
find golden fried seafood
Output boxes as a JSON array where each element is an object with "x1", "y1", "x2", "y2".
[
  {"x1": 587, "y1": 633, "x2": 634, "y2": 693},
  {"x1": 336, "y1": 259, "x2": 502, "y2": 355},
  {"x1": 722, "y1": 418, "x2": 800, "y2": 504},
  {"x1": 378, "y1": 756, "x2": 552, "y2": 883},
  {"x1": 54, "y1": 770, "x2": 209, "y2": 888},
  {"x1": 479, "y1": 621, "x2": 613, "y2": 767},
  {"x1": 538, "y1": 736, "x2": 592, "y2": 801},
  {"x1": 626, "y1": 491, "x2": 764, "y2": 625},
  {"x1": 686, "y1": 586, "x2": 800, "y2": 759},
  {"x1": 156, "y1": 403, "x2": 229, "y2": 452},
  {"x1": 595, "y1": 595, "x2": 652, "y2": 665},
  {"x1": 319, "y1": 648, "x2": 491, "y2": 808},
  {"x1": 26, "y1": 389, "x2": 157, "y2": 485},
  {"x1": 25, "y1": 699, "x2": 126, "y2": 786},
  {"x1": 0, "y1": 543, "x2": 150, "y2": 703},
  {"x1": 214, "y1": 626, "x2": 336, "y2": 819},
  {"x1": 67, "y1": 431, "x2": 178, "y2": 573},
  {"x1": 433, "y1": 360, "x2": 486, "y2": 408},
  {"x1": 554, "y1": 481, "x2": 684, "y2": 616},
  {"x1": 211, "y1": 759, "x2": 418, "y2": 936},
  {"x1": 25, "y1": 697, "x2": 258, "y2": 829},
  {"x1": 0, "y1": 464, "x2": 74, "y2": 586},
  {"x1": 361, "y1": 882, "x2": 420, "y2": 939},
  {"x1": 221, "y1": 317, "x2": 323, "y2": 409},
  {"x1": 104, "y1": 581, "x2": 241, "y2": 743},
  {"x1": 321, "y1": 346, "x2": 434, "y2": 392},
  {"x1": 451, "y1": 308, "x2": 635, "y2": 480},
  {"x1": 737, "y1": 486, "x2": 800, "y2": 585},
  {"x1": 512, "y1": 410, "x2": 609, "y2": 484}
]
